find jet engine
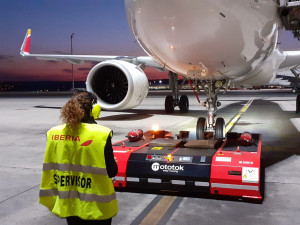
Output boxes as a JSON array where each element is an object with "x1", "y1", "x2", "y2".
[{"x1": 86, "y1": 60, "x2": 149, "y2": 110}]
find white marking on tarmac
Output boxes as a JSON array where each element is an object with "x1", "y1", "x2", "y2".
[
  {"x1": 272, "y1": 101, "x2": 300, "y2": 131},
  {"x1": 290, "y1": 118, "x2": 300, "y2": 132},
  {"x1": 272, "y1": 101, "x2": 295, "y2": 111}
]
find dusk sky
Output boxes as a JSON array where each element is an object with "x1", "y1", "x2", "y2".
[{"x1": 1, "y1": 0, "x2": 300, "y2": 82}]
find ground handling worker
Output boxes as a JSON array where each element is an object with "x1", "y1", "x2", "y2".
[{"x1": 39, "y1": 91, "x2": 118, "y2": 225}]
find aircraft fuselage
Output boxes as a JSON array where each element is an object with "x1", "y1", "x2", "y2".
[{"x1": 125, "y1": 0, "x2": 284, "y2": 85}]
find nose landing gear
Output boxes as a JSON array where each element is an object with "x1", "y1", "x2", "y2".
[
  {"x1": 164, "y1": 71, "x2": 226, "y2": 140},
  {"x1": 196, "y1": 80, "x2": 226, "y2": 140}
]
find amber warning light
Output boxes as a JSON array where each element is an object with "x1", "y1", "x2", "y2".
[
  {"x1": 167, "y1": 154, "x2": 174, "y2": 161},
  {"x1": 152, "y1": 124, "x2": 159, "y2": 132}
]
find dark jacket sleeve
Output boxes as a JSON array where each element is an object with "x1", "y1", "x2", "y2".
[{"x1": 104, "y1": 132, "x2": 118, "y2": 178}]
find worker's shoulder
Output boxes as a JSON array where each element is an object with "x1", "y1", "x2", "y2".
[{"x1": 84, "y1": 123, "x2": 111, "y2": 133}]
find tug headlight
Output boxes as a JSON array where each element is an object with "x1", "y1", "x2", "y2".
[{"x1": 152, "y1": 124, "x2": 159, "y2": 132}]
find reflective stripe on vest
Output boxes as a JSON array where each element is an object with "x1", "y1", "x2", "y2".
[
  {"x1": 43, "y1": 163, "x2": 108, "y2": 176},
  {"x1": 40, "y1": 189, "x2": 116, "y2": 203}
]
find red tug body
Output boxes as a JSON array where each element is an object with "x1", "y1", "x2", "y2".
[{"x1": 112, "y1": 130, "x2": 262, "y2": 200}]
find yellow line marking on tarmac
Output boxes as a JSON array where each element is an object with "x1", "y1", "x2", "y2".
[
  {"x1": 139, "y1": 98, "x2": 255, "y2": 224},
  {"x1": 139, "y1": 196, "x2": 177, "y2": 225},
  {"x1": 225, "y1": 97, "x2": 255, "y2": 134}
]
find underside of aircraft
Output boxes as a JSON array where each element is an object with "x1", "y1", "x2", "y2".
[{"x1": 20, "y1": 0, "x2": 300, "y2": 140}]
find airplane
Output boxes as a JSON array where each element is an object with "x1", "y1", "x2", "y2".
[
  {"x1": 20, "y1": 0, "x2": 300, "y2": 140},
  {"x1": 269, "y1": 68, "x2": 300, "y2": 93}
]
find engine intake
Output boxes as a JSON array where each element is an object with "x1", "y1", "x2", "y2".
[{"x1": 86, "y1": 60, "x2": 149, "y2": 110}]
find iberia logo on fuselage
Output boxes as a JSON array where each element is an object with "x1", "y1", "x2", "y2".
[{"x1": 51, "y1": 135, "x2": 93, "y2": 146}]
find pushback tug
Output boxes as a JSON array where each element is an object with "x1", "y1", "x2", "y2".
[{"x1": 112, "y1": 128, "x2": 262, "y2": 200}]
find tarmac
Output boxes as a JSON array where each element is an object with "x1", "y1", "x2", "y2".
[{"x1": 0, "y1": 89, "x2": 299, "y2": 225}]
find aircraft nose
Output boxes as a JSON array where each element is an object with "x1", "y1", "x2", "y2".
[
  {"x1": 126, "y1": 0, "x2": 278, "y2": 78},
  {"x1": 126, "y1": 0, "x2": 241, "y2": 76}
]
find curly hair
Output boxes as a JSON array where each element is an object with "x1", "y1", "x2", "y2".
[{"x1": 60, "y1": 91, "x2": 95, "y2": 131}]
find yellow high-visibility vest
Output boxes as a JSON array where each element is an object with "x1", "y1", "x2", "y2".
[{"x1": 39, "y1": 123, "x2": 117, "y2": 220}]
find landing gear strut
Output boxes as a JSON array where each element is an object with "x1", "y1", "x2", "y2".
[
  {"x1": 164, "y1": 72, "x2": 189, "y2": 113},
  {"x1": 296, "y1": 94, "x2": 300, "y2": 114},
  {"x1": 165, "y1": 72, "x2": 227, "y2": 139},
  {"x1": 196, "y1": 80, "x2": 226, "y2": 140}
]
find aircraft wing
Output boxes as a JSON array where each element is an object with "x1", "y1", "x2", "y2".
[
  {"x1": 279, "y1": 50, "x2": 300, "y2": 70},
  {"x1": 20, "y1": 29, "x2": 163, "y2": 69}
]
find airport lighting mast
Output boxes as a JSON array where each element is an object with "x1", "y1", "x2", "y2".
[{"x1": 71, "y1": 33, "x2": 75, "y2": 90}]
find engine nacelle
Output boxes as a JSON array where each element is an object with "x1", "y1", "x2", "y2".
[{"x1": 86, "y1": 60, "x2": 149, "y2": 110}]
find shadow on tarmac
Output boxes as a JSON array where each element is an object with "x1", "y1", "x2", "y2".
[{"x1": 34, "y1": 105, "x2": 61, "y2": 109}]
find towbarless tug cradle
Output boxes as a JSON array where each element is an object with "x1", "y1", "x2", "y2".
[{"x1": 112, "y1": 130, "x2": 262, "y2": 200}]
